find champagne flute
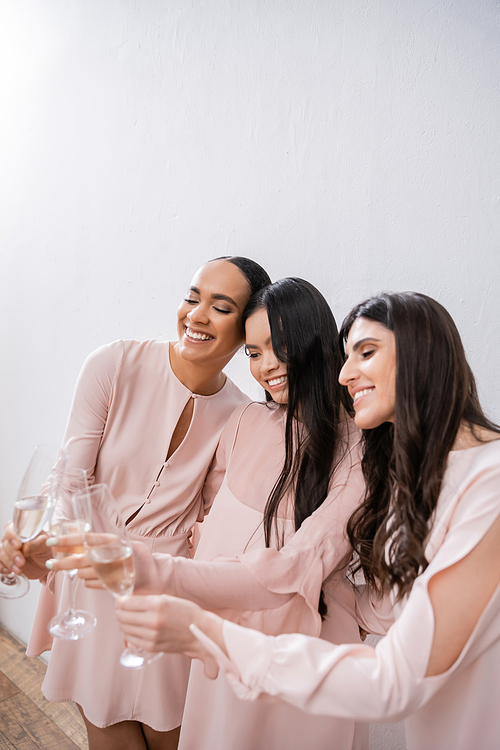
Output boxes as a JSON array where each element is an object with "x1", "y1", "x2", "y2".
[
  {"x1": 0, "y1": 444, "x2": 67, "y2": 599},
  {"x1": 47, "y1": 469, "x2": 97, "y2": 640},
  {"x1": 84, "y1": 483, "x2": 162, "y2": 669}
]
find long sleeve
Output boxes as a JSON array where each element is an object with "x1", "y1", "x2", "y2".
[
  {"x1": 62, "y1": 341, "x2": 124, "y2": 483},
  {"x1": 133, "y1": 434, "x2": 365, "y2": 634},
  {"x1": 192, "y1": 446, "x2": 500, "y2": 726}
]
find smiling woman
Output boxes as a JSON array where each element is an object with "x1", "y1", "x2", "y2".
[
  {"x1": 0, "y1": 256, "x2": 270, "y2": 750},
  {"x1": 127, "y1": 292, "x2": 500, "y2": 750}
]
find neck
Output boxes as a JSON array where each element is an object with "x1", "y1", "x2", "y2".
[
  {"x1": 452, "y1": 421, "x2": 500, "y2": 451},
  {"x1": 169, "y1": 342, "x2": 227, "y2": 395}
]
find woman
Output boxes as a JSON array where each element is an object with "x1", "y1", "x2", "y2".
[
  {"x1": 68, "y1": 278, "x2": 368, "y2": 749},
  {"x1": 1, "y1": 256, "x2": 270, "y2": 750},
  {"x1": 115, "y1": 292, "x2": 500, "y2": 750}
]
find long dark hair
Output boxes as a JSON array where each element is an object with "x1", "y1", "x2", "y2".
[
  {"x1": 243, "y1": 279, "x2": 353, "y2": 615},
  {"x1": 209, "y1": 256, "x2": 271, "y2": 297},
  {"x1": 340, "y1": 292, "x2": 500, "y2": 600}
]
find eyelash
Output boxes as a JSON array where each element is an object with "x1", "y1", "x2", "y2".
[
  {"x1": 184, "y1": 299, "x2": 231, "y2": 315},
  {"x1": 361, "y1": 349, "x2": 375, "y2": 359},
  {"x1": 244, "y1": 348, "x2": 260, "y2": 358}
]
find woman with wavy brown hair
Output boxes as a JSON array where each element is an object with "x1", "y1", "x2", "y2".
[{"x1": 113, "y1": 291, "x2": 500, "y2": 750}]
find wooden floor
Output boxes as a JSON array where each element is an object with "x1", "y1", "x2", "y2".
[{"x1": 0, "y1": 625, "x2": 88, "y2": 750}]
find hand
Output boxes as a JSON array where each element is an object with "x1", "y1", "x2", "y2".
[
  {"x1": 0, "y1": 522, "x2": 49, "y2": 579},
  {"x1": 45, "y1": 547, "x2": 105, "y2": 589},
  {"x1": 114, "y1": 594, "x2": 225, "y2": 658},
  {"x1": 45, "y1": 531, "x2": 123, "y2": 589}
]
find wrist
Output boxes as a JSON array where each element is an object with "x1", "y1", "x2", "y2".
[{"x1": 192, "y1": 609, "x2": 227, "y2": 657}]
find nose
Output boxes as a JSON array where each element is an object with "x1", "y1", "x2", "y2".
[
  {"x1": 187, "y1": 303, "x2": 209, "y2": 325},
  {"x1": 338, "y1": 357, "x2": 355, "y2": 386},
  {"x1": 262, "y1": 349, "x2": 280, "y2": 373}
]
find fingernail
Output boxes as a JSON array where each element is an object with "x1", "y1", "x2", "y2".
[
  {"x1": 45, "y1": 560, "x2": 54, "y2": 570},
  {"x1": 46, "y1": 537, "x2": 59, "y2": 547}
]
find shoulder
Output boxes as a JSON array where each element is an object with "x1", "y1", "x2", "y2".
[
  {"x1": 336, "y1": 419, "x2": 364, "y2": 466},
  {"x1": 425, "y1": 440, "x2": 500, "y2": 563},
  {"x1": 215, "y1": 375, "x2": 252, "y2": 410},
  {"x1": 81, "y1": 339, "x2": 170, "y2": 381},
  {"x1": 220, "y1": 401, "x2": 283, "y2": 444}
]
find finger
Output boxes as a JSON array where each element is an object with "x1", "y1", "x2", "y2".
[
  {"x1": 22, "y1": 533, "x2": 49, "y2": 557},
  {"x1": 3, "y1": 523, "x2": 22, "y2": 548},
  {"x1": 114, "y1": 608, "x2": 159, "y2": 627},
  {"x1": 0, "y1": 542, "x2": 25, "y2": 571},
  {"x1": 115, "y1": 594, "x2": 174, "y2": 612},
  {"x1": 83, "y1": 578, "x2": 107, "y2": 589},
  {"x1": 45, "y1": 554, "x2": 87, "y2": 572},
  {"x1": 119, "y1": 632, "x2": 159, "y2": 651},
  {"x1": 77, "y1": 566, "x2": 101, "y2": 580}
]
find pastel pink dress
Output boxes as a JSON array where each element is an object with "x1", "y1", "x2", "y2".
[
  {"x1": 194, "y1": 440, "x2": 500, "y2": 750},
  {"x1": 27, "y1": 339, "x2": 249, "y2": 731},
  {"x1": 133, "y1": 401, "x2": 368, "y2": 749}
]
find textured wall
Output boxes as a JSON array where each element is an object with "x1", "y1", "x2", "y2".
[{"x1": 1, "y1": 2, "x2": 499, "y2": 745}]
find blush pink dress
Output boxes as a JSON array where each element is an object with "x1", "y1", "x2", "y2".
[
  {"x1": 26, "y1": 339, "x2": 249, "y2": 731},
  {"x1": 132, "y1": 402, "x2": 368, "y2": 750},
  {"x1": 194, "y1": 440, "x2": 500, "y2": 750}
]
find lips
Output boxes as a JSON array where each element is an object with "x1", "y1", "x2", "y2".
[
  {"x1": 267, "y1": 375, "x2": 287, "y2": 387},
  {"x1": 185, "y1": 326, "x2": 214, "y2": 342},
  {"x1": 352, "y1": 387, "x2": 373, "y2": 405}
]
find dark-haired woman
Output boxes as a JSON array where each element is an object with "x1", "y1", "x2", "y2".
[
  {"x1": 1, "y1": 257, "x2": 271, "y2": 750},
  {"x1": 123, "y1": 292, "x2": 500, "y2": 750},
  {"x1": 108, "y1": 278, "x2": 368, "y2": 750}
]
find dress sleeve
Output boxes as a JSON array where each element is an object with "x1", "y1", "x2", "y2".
[
  {"x1": 62, "y1": 341, "x2": 124, "y2": 483},
  {"x1": 191, "y1": 457, "x2": 500, "y2": 722},
  {"x1": 133, "y1": 437, "x2": 365, "y2": 635}
]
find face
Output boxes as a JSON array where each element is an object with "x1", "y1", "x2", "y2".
[
  {"x1": 244, "y1": 308, "x2": 288, "y2": 404},
  {"x1": 176, "y1": 260, "x2": 251, "y2": 367},
  {"x1": 339, "y1": 317, "x2": 396, "y2": 430}
]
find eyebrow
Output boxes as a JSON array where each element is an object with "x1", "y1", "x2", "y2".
[
  {"x1": 350, "y1": 337, "x2": 381, "y2": 353},
  {"x1": 189, "y1": 286, "x2": 239, "y2": 309},
  {"x1": 245, "y1": 336, "x2": 272, "y2": 349}
]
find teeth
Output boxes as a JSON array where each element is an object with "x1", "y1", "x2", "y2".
[
  {"x1": 268, "y1": 376, "x2": 287, "y2": 387},
  {"x1": 353, "y1": 388, "x2": 372, "y2": 404},
  {"x1": 186, "y1": 328, "x2": 213, "y2": 341}
]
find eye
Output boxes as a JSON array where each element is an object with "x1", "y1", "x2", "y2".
[
  {"x1": 213, "y1": 306, "x2": 232, "y2": 314},
  {"x1": 361, "y1": 349, "x2": 375, "y2": 359},
  {"x1": 184, "y1": 298, "x2": 198, "y2": 305},
  {"x1": 244, "y1": 347, "x2": 260, "y2": 358}
]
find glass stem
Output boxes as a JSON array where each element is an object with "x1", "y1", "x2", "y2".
[{"x1": 66, "y1": 570, "x2": 78, "y2": 617}]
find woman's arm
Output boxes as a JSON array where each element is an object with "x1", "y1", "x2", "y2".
[
  {"x1": 131, "y1": 449, "x2": 365, "y2": 624},
  {"x1": 117, "y1": 461, "x2": 500, "y2": 722},
  {"x1": 3, "y1": 344, "x2": 121, "y2": 583}
]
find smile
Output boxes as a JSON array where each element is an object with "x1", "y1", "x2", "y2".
[
  {"x1": 185, "y1": 327, "x2": 214, "y2": 342},
  {"x1": 267, "y1": 376, "x2": 287, "y2": 387},
  {"x1": 353, "y1": 388, "x2": 373, "y2": 404}
]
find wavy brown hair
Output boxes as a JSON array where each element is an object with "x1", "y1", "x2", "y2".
[{"x1": 340, "y1": 292, "x2": 500, "y2": 600}]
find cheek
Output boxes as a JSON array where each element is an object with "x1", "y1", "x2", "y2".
[
  {"x1": 222, "y1": 317, "x2": 244, "y2": 346},
  {"x1": 177, "y1": 302, "x2": 188, "y2": 321},
  {"x1": 249, "y1": 359, "x2": 261, "y2": 382}
]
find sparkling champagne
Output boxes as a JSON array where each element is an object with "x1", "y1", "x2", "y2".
[
  {"x1": 13, "y1": 496, "x2": 51, "y2": 542},
  {"x1": 88, "y1": 543, "x2": 135, "y2": 596},
  {"x1": 51, "y1": 521, "x2": 91, "y2": 556}
]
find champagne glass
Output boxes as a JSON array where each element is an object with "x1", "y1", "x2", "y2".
[
  {"x1": 47, "y1": 469, "x2": 97, "y2": 640},
  {"x1": 0, "y1": 444, "x2": 67, "y2": 599},
  {"x1": 84, "y1": 483, "x2": 162, "y2": 669}
]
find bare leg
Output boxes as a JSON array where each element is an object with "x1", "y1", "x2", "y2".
[
  {"x1": 77, "y1": 705, "x2": 147, "y2": 750},
  {"x1": 142, "y1": 724, "x2": 181, "y2": 750}
]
